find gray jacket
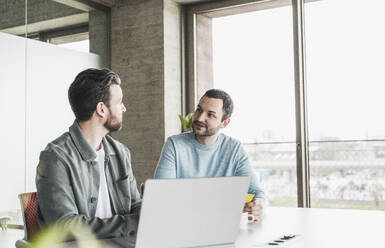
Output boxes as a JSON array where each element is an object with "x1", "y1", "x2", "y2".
[{"x1": 36, "y1": 121, "x2": 141, "y2": 239}]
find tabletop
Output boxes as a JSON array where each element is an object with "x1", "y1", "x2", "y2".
[
  {"x1": 236, "y1": 207, "x2": 385, "y2": 248},
  {"x1": 4, "y1": 207, "x2": 385, "y2": 248}
]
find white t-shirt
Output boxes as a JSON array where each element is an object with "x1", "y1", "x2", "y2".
[{"x1": 94, "y1": 145, "x2": 113, "y2": 219}]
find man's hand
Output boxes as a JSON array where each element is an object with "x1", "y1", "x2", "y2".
[{"x1": 243, "y1": 199, "x2": 263, "y2": 222}]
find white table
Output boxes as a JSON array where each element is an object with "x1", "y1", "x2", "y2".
[
  {"x1": 5, "y1": 207, "x2": 385, "y2": 248},
  {"x1": 66, "y1": 207, "x2": 385, "y2": 248},
  {"x1": 236, "y1": 207, "x2": 385, "y2": 248},
  {"x1": 0, "y1": 228, "x2": 24, "y2": 248}
]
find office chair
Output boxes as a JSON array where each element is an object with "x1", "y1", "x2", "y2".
[
  {"x1": 18, "y1": 192, "x2": 40, "y2": 241},
  {"x1": 141, "y1": 182, "x2": 145, "y2": 197}
]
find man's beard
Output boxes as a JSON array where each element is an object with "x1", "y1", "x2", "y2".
[
  {"x1": 104, "y1": 115, "x2": 122, "y2": 132},
  {"x1": 192, "y1": 120, "x2": 221, "y2": 137}
]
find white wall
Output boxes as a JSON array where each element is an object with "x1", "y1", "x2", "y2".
[
  {"x1": 0, "y1": 32, "x2": 26, "y2": 213},
  {"x1": 0, "y1": 32, "x2": 101, "y2": 215}
]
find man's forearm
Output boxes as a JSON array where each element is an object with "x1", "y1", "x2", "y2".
[{"x1": 56, "y1": 213, "x2": 139, "y2": 239}]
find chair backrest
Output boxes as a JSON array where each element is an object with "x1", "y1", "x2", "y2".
[{"x1": 19, "y1": 192, "x2": 40, "y2": 241}]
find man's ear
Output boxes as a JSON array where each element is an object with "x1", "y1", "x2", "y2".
[
  {"x1": 95, "y1": 102, "x2": 107, "y2": 118},
  {"x1": 221, "y1": 118, "x2": 231, "y2": 128}
]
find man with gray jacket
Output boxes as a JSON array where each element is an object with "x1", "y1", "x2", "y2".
[{"x1": 36, "y1": 68, "x2": 141, "y2": 239}]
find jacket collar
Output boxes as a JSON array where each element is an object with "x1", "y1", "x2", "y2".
[
  {"x1": 69, "y1": 120, "x2": 96, "y2": 161},
  {"x1": 69, "y1": 120, "x2": 116, "y2": 161},
  {"x1": 102, "y1": 135, "x2": 116, "y2": 156}
]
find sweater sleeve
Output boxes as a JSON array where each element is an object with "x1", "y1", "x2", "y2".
[
  {"x1": 234, "y1": 145, "x2": 266, "y2": 201},
  {"x1": 154, "y1": 137, "x2": 177, "y2": 179}
]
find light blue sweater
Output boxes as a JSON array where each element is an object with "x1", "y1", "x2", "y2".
[{"x1": 154, "y1": 131, "x2": 265, "y2": 200}]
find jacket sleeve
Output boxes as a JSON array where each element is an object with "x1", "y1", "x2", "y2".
[
  {"x1": 36, "y1": 150, "x2": 139, "y2": 239},
  {"x1": 125, "y1": 148, "x2": 142, "y2": 215},
  {"x1": 153, "y1": 137, "x2": 177, "y2": 179}
]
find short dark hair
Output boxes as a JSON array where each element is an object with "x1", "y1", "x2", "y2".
[
  {"x1": 68, "y1": 68, "x2": 121, "y2": 122},
  {"x1": 201, "y1": 89, "x2": 233, "y2": 121}
]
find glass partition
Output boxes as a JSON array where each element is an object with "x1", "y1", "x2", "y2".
[
  {"x1": 25, "y1": 38, "x2": 102, "y2": 191},
  {"x1": 0, "y1": 0, "x2": 105, "y2": 226},
  {"x1": 26, "y1": 0, "x2": 89, "y2": 51},
  {"x1": 25, "y1": 0, "x2": 104, "y2": 192}
]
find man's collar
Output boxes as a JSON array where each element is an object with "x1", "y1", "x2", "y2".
[
  {"x1": 69, "y1": 120, "x2": 96, "y2": 161},
  {"x1": 102, "y1": 135, "x2": 116, "y2": 156},
  {"x1": 69, "y1": 120, "x2": 116, "y2": 161}
]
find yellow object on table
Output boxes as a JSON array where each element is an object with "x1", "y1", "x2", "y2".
[{"x1": 245, "y1": 194, "x2": 255, "y2": 203}]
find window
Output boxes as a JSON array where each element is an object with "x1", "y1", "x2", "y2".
[
  {"x1": 188, "y1": 0, "x2": 385, "y2": 210},
  {"x1": 190, "y1": 2, "x2": 298, "y2": 207},
  {"x1": 306, "y1": 0, "x2": 385, "y2": 210},
  {"x1": 212, "y1": 7, "x2": 297, "y2": 207}
]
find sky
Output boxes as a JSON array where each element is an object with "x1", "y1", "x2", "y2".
[{"x1": 212, "y1": 0, "x2": 385, "y2": 143}]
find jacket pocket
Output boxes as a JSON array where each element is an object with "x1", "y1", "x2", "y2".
[{"x1": 116, "y1": 177, "x2": 131, "y2": 198}]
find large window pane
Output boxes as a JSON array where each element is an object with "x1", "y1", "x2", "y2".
[
  {"x1": 306, "y1": 0, "x2": 385, "y2": 210},
  {"x1": 211, "y1": 6, "x2": 297, "y2": 206}
]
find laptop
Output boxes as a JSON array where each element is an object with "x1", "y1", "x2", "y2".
[{"x1": 135, "y1": 176, "x2": 250, "y2": 248}]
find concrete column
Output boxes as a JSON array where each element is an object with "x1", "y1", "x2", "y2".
[
  {"x1": 110, "y1": 0, "x2": 182, "y2": 185},
  {"x1": 89, "y1": 9, "x2": 109, "y2": 67}
]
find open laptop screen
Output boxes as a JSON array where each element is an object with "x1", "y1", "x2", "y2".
[{"x1": 135, "y1": 177, "x2": 250, "y2": 248}]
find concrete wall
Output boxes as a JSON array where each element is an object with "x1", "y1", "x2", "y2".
[
  {"x1": 110, "y1": 0, "x2": 182, "y2": 185},
  {"x1": 0, "y1": 0, "x2": 83, "y2": 30}
]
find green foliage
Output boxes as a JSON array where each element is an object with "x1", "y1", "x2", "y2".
[
  {"x1": 30, "y1": 223, "x2": 102, "y2": 248},
  {"x1": 179, "y1": 113, "x2": 193, "y2": 133}
]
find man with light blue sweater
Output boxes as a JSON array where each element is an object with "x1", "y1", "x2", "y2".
[{"x1": 154, "y1": 89, "x2": 265, "y2": 221}]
